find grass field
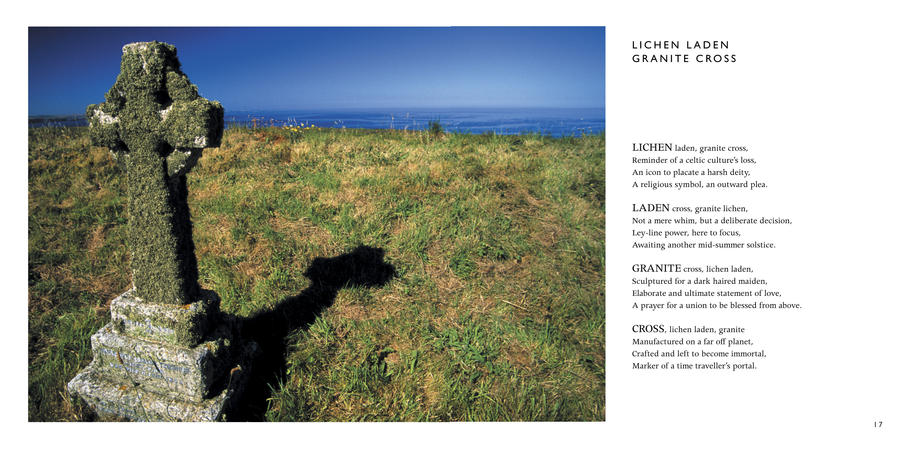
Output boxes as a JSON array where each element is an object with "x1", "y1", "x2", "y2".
[{"x1": 28, "y1": 124, "x2": 605, "y2": 421}]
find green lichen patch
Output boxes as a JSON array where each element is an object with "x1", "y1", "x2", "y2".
[
  {"x1": 162, "y1": 99, "x2": 224, "y2": 149},
  {"x1": 126, "y1": 142, "x2": 193, "y2": 304},
  {"x1": 110, "y1": 289, "x2": 220, "y2": 347},
  {"x1": 166, "y1": 149, "x2": 202, "y2": 178},
  {"x1": 85, "y1": 104, "x2": 124, "y2": 151},
  {"x1": 165, "y1": 70, "x2": 199, "y2": 102}
]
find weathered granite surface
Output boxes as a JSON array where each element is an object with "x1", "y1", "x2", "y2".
[
  {"x1": 89, "y1": 322, "x2": 234, "y2": 401},
  {"x1": 68, "y1": 341, "x2": 257, "y2": 422},
  {"x1": 110, "y1": 288, "x2": 219, "y2": 347}
]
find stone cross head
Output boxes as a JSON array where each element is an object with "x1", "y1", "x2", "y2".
[
  {"x1": 87, "y1": 41, "x2": 223, "y2": 305},
  {"x1": 87, "y1": 41, "x2": 223, "y2": 177}
]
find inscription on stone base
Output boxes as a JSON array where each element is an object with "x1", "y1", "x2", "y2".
[
  {"x1": 110, "y1": 288, "x2": 220, "y2": 347},
  {"x1": 88, "y1": 322, "x2": 235, "y2": 401}
]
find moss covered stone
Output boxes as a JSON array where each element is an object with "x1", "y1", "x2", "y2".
[
  {"x1": 109, "y1": 288, "x2": 220, "y2": 347},
  {"x1": 86, "y1": 41, "x2": 223, "y2": 305}
]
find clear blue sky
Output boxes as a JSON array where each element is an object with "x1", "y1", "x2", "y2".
[{"x1": 29, "y1": 27, "x2": 605, "y2": 116}]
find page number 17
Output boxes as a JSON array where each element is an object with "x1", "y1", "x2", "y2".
[{"x1": 874, "y1": 420, "x2": 883, "y2": 428}]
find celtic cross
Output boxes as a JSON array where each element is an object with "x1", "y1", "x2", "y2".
[{"x1": 87, "y1": 41, "x2": 223, "y2": 305}]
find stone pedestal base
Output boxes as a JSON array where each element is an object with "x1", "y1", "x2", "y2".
[
  {"x1": 67, "y1": 290, "x2": 257, "y2": 421},
  {"x1": 67, "y1": 342, "x2": 256, "y2": 421}
]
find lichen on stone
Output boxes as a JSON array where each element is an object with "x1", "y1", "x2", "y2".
[{"x1": 85, "y1": 41, "x2": 224, "y2": 305}]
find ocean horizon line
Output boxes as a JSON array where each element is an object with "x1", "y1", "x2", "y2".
[
  {"x1": 29, "y1": 106, "x2": 605, "y2": 137},
  {"x1": 29, "y1": 106, "x2": 604, "y2": 119}
]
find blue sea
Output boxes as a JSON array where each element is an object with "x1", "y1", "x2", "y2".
[{"x1": 29, "y1": 107, "x2": 604, "y2": 137}]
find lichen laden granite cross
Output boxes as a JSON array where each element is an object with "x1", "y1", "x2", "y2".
[
  {"x1": 87, "y1": 41, "x2": 223, "y2": 305},
  {"x1": 69, "y1": 42, "x2": 255, "y2": 421}
]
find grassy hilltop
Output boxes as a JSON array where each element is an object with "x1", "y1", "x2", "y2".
[{"x1": 28, "y1": 125, "x2": 605, "y2": 421}]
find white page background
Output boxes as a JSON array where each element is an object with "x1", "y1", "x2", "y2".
[{"x1": 5, "y1": 1, "x2": 897, "y2": 448}]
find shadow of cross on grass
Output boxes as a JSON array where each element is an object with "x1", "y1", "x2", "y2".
[{"x1": 228, "y1": 245, "x2": 396, "y2": 420}]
